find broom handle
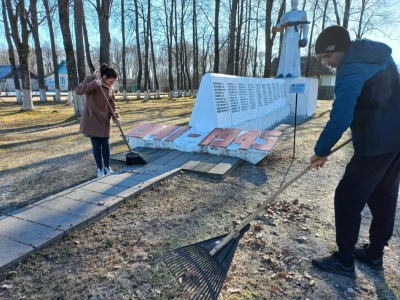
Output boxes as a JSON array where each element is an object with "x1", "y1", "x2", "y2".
[
  {"x1": 95, "y1": 73, "x2": 133, "y2": 153},
  {"x1": 209, "y1": 138, "x2": 352, "y2": 256}
]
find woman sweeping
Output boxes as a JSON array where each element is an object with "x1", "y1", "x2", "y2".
[{"x1": 76, "y1": 63, "x2": 121, "y2": 177}]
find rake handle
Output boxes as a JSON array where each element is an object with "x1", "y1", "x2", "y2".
[
  {"x1": 209, "y1": 138, "x2": 352, "y2": 256},
  {"x1": 94, "y1": 73, "x2": 133, "y2": 154}
]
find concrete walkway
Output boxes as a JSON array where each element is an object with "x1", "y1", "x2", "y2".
[{"x1": 0, "y1": 163, "x2": 182, "y2": 273}]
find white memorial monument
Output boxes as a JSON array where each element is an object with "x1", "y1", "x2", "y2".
[
  {"x1": 273, "y1": 0, "x2": 309, "y2": 78},
  {"x1": 126, "y1": 73, "x2": 317, "y2": 164},
  {"x1": 126, "y1": 3, "x2": 318, "y2": 164}
]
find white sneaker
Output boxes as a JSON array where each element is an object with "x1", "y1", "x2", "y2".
[
  {"x1": 97, "y1": 168, "x2": 104, "y2": 177},
  {"x1": 104, "y1": 167, "x2": 113, "y2": 175}
]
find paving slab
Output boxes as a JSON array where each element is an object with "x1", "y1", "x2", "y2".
[
  {"x1": 97, "y1": 174, "x2": 143, "y2": 188},
  {"x1": 150, "y1": 150, "x2": 185, "y2": 165},
  {"x1": 106, "y1": 171, "x2": 155, "y2": 182},
  {"x1": 164, "y1": 151, "x2": 197, "y2": 167},
  {"x1": 207, "y1": 156, "x2": 242, "y2": 178},
  {"x1": 0, "y1": 215, "x2": 64, "y2": 249},
  {"x1": 78, "y1": 181, "x2": 133, "y2": 196},
  {"x1": 35, "y1": 196, "x2": 109, "y2": 225},
  {"x1": 181, "y1": 153, "x2": 212, "y2": 170},
  {"x1": 0, "y1": 236, "x2": 34, "y2": 272},
  {"x1": 50, "y1": 188, "x2": 124, "y2": 208},
  {"x1": 7, "y1": 205, "x2": 89, "y2": 233},
  {"x1": 191, "y1": 155, "x2": 226, "y2": 173}
]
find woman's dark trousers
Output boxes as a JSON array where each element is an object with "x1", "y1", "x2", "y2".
[{"x1": 90, "y1": 137, "x2": 110, "y2": 169}]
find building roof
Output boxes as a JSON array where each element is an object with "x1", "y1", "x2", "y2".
[
  {"x1": 44, "y1": 60, "x2": 67, "y2": 77},
  {"x1": 0, "y1": 65, "x2": 38, "y2": 79}
]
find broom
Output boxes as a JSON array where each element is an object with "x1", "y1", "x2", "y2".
[{"x1": 163, "y1": 138, "x2": 352, "y2": 299}]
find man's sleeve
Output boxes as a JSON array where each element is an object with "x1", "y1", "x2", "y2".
[{"x1": 314, "y1": 65, "x2": 365, "y2": 157}]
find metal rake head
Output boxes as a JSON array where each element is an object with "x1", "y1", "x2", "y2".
[{"x1": 163, "y1": 225, "x2": 250, "y2": 299}]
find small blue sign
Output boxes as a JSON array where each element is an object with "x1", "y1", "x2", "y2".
[{"x1": 289, "y1": 83, "x2": 306, "y2": 94}]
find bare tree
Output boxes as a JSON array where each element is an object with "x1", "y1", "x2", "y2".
[
  {"x1": 74, "y1": 0, "x2": 85, "y2": 115},
  {"x1": 192, "y1": 0, "x2": 198, "y2": 95},
  {"x1": 305, "y1": 0, "x2": 319, "y2": 77},
  {"x1": 321, "y1": 0, "x2": 329, "y2": 30},
  {"x1": 1, "y1": 0, "x2": 21, "y2": 103},
  {"x1": 332, "y1": 0, "x2": 341, "y2": 25},
  {"x1": 264, "y1": 0, "x2": 282, "y2": 78},
  {"x1": 133, "y1": 0, "x2": 142, "y2": 99},
  {"x1": 234, "y1": 0, "x2": 244, "y2": 75},
  {"x1": 149, "y1": 15, "x2": 160, "y2": 98},
  {"x1": 82, "y1": 9, "x2": 95, "y2": 73},
  {"x1": 213, "y1": 0, "x2": 220, "y2": 73},
  {"x1": 121, "y1": 0, "x2": 127, "y2": 99},
  {"x1": 343, "y1": 0, "x2": 351, "y2": 28},
  {"x1": 226, "y1": 0, "x2": 238, "y2": 75},
  {"x1": 88, "y1": 0, "x2": 113, "y2": 64},
  {"x1": 143, "y1": 0, "x2": 150, "y2": 101},
  {"x1": 30, "y1": 0, "x2": 47, "y2": 102},
  {"x1": 58, "y1": 0, "x2": 80, "y2": 115},
  {"x1": 5, "y1": 0, "x2": 34, "y2": 110},
  {"x1": 43, "y1": 0, "x2": 61, "y2": 102}
]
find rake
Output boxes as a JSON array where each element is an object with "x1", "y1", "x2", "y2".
[{"x1": 164, "y1": 138, "x2": 352, "y2": 299}]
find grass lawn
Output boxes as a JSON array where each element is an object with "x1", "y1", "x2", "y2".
[{"x1": 0, "y1": 93, "x2": 195, "y2": 214}]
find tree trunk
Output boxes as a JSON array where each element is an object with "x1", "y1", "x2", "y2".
[
  {"x1": 252, "y1": 0, "x2": 260, "y2": 77},
  {"x1": 213, "y1": 0, "x2": 220, "y2": 73},
  {"x1": 74, "y1": 0, "x2": 85, "y2": 83},
  {"x1": 74, "y1": 0, "x2": 86, "y2": 114},
  {"x1": 164, "y1": 0, "x2": 174, "y2": 98},
  {"x1": 264, "y1": 0, "x2": 280, "y2": 78},
  {"x1": 227, "y1": 0, "x2": 238, "y2": 75},
  {"x1": 192, "y1": 0, "x2": 198, "y2": 95},
  {"x1": 343, "y1": 0, "x2": 351, "y2": 28},
  {"x1": 6, "y1": 0, "x2": 34, "y2": 110},
  {"x1": 173, "y1": 1, "x2": 180, "y2": 97},
  {"x1": 1, "y1": 0, "x2": 21, "y2": 103},
  {"x1": 43, "y1": 0, "x2": 61, "y2": 102},
  {"x1": 30, "y1": 0, "x2": 46, "y2": 102},
  {"x1": 305, "y1": 0, "x2": 318, "y2": 77},
  {"x1": 58, "y1": 0, "x2": 80, "y2": 116},
  {"x1": 356, "y1": 0, "x2": 366, "y2": 38},
  {"x1": 143, "y1": 0, "x2": 150, "y2": 101},
  {"x1": 332, "y1": 0, "x2": 341, "y2": 25},
  {"x1": 82, "y1": 11, "x2": 95, "y2": 73},
  {"x1": 149, "y1": 7, "x2": 159, "y2": 98},
  {"x1": 95, "y1": 0, "x2": 112, "y2": 64},
  {"x1": 134, "y1": 0, "x2": 142, "y2": 99},
  {"x1": 234, "y1": 0, "x2": 244, "y2": 75},
  {"x1": 121, "y1": 0, "x2": 127, "y2": 99}
]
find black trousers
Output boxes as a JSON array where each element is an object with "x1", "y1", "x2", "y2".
[{"x1": 335, "y1": 150, "x2": 400, "y2": 260}]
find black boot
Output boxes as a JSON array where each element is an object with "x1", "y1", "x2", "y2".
[
  {"x1": 354, "y1": 244, "x2": 384, "y2": 271},
  {"x1": 312, "y1": 252, "x2": 356, "y2": 278}
]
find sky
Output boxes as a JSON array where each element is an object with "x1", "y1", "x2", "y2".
[{"x1": 363, "y1": 2, "x2": 400, "y2": 65}]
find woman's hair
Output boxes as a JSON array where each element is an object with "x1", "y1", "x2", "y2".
[{"x1": 99, "y1": 63, "x2": 118, "y2": 79}]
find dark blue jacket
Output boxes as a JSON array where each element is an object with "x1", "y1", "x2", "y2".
[{"x1": 315, "y1": 39, "x2": 400, "y2": 157}]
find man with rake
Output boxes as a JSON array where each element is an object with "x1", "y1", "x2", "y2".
[{"x1": 309, "y1": 25, "x2": 400, "y2": 278}]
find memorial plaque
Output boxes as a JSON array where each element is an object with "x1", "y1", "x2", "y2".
[
  {"x1": 238, "y1": 83, "x2": 250, "y2": 112},
  {"x1": 213, "y1": 81, "x2": 229, "y2": 113},
  {"x1": 228, "y1": 82, "x2": 240, "y2": 113},
  {"x1": 256, "y1": 83, "x2": 263, "y2": 108},
  {"x1": 248, "y1": 83, "x2": 257, "y2": 110}
]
